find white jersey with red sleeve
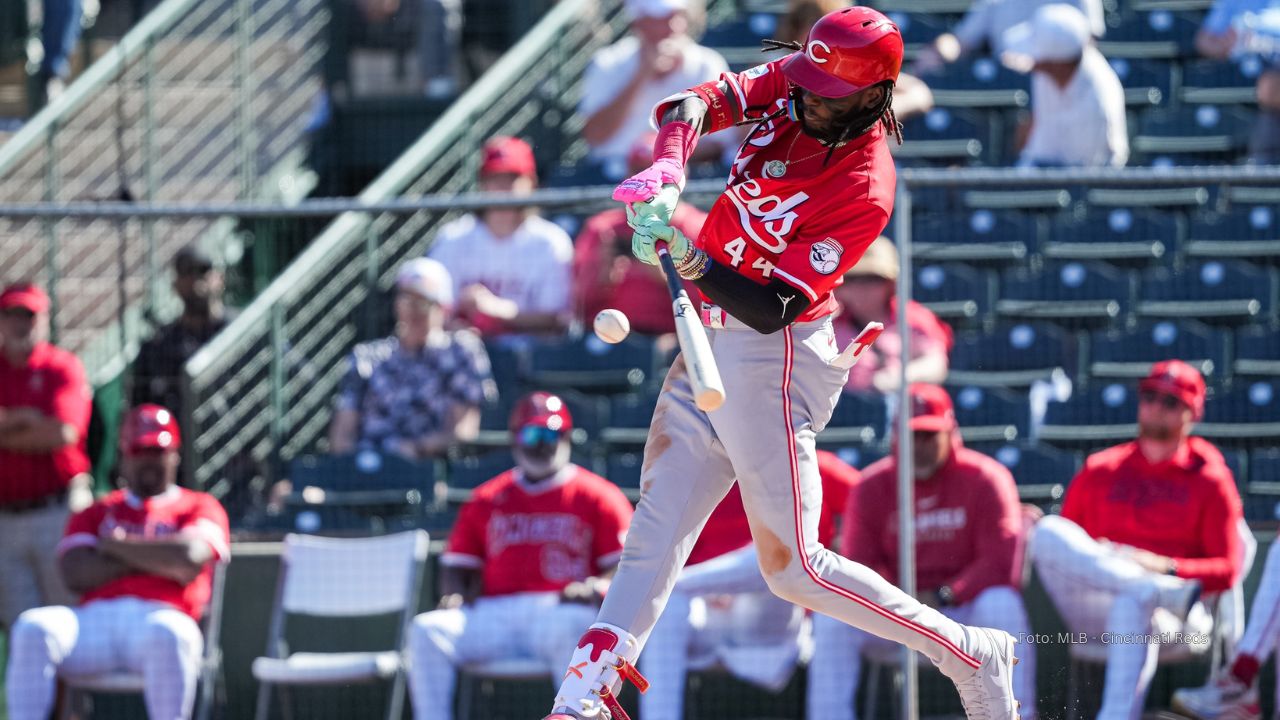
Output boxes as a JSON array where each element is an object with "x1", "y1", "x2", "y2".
[
  {"x1": 441, "y1": 464, "x2": 634, "y2": 597},
  {"x1": 56, "y1": 486, "x2": 231, "y2": 620},
  {"x1": 653, "y1": 59, "x2": 896, "y2": 322}
]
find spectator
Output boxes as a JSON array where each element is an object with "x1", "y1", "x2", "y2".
[
  {"x1": 808, "y1": 384, "x2": 1035, "y2": 720},
  {"x1": 329, "y1": 257, "x2": 495, "y2": 459},
  {"x1": 640, "y1": 451, "x2": 860, "y2": 720},
  {"x1": 429, "y1": 137, "x2": 573, "y2": 338},
  {"x1": 1032, "y1": 360, "x2": 1244, "y2": 720},
  {"x1": 573, "y1": 133, "x2": 708, "y2": 335},
  {"x1": 1196, "y1": 0, "x2": 1280, "y2": 163},
  {"x1": 37, "y1": 0, "x2": 83, "y2": 105},
  {"x1": 0, "y1": 282, "x2": 88, "y2": 629},
  {"x1": 132, "y1": 245, "x2": 233, "y2": 420},
  {"x1": 831, "y1": 236, "x2": 952, "y2": 395},
  {"x1": 912, "y1": 0, "x2": 1104, "y2": 75},
  {"x1": 1004, "y1": 4, "x2": 1129, "y2": 168},
  {"x1": 407, "y1": 392, "x2": 634, "y2": 720},
  {"x1": 1172, "y1": 537, "x2": 1277, "y2": 720},
  {"x1": 5, "y1": 404, "x2": 229, "y2": 720},
  {"x1": 777, "y1": 0, "x2": 934, "y2": 120},
  {"x1": 578, "y1": 0, "x2": 730, "y2": 171}
]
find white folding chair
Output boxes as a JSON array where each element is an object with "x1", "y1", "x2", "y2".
[
  {"x1": 251, "y1": 530, "x2": 429, "y2": 720},
  {"x1": 60, "y1": 561, "x2": 228, "y2": 720}
]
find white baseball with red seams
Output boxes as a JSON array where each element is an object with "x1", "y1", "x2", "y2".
[{"x1": 593, "y1": 309, "x2": 631, "y2": 344}]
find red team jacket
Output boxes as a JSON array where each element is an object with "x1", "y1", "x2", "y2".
[
  {"x1": 0, "y1": 342, "x2": 92, "y2": 504},
  {"x1": 57, "y1": 487, "x2": 231, "y2": 620},
  {"x1": 657, "y1": 59, "x2": 896, "y2": 321},
  {"x1": 1062, "y1": 436, "x2": 1244, "y2": 593},
  {"x1": 441, "y1": 465, "x2": 634, "y2": 597},
  {"x1": 843, "y1": 439, "x2": 1023, "y2": 606}
]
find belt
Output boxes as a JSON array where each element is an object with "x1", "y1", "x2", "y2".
[
  {"x1": 0, "y1": 489, "x2": 68, "y2": 515},
  {"x1": 699, "y1": 303, "x2": 753, "y2": 330}
]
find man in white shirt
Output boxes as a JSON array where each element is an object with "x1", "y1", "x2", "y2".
[
  {"x1": 578, "y1": 0, "x2": 730, "y2": 172},
  {"x1": 913, "y1": 0, "x2": 1104, "y2": 75},
  {"x1": 1003, "y1": 4, "x2": 1129, "y2": 168},
  {"x1": 429, "y1": 136, "x2": 573, "y2": 338}
]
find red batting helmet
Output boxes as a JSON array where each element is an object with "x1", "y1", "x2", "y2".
[
  {"x1": 120, "y1": 404, "x2": 182, "y2": 456},
  {"x1": 781, "y1": 6, "x2": 904, "y2": 98},
  {"x1": 508, "y1": 391, "x2": 574, "y2": 437}
]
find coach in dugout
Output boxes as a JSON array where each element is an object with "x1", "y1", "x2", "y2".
[
  {"x1": 1032, "y1": 360, "x2": 1245, "y2": 720},
  {"x1": 807, "y1": 383, "x2": 1035, "y2": 720},
  {"x1": 6, "y1": 404, "x2": 230, "y2": 720}
]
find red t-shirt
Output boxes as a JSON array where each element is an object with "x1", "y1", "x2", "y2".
[
  {"x1": 1062, "y1": 437, "x2": 1244, "y2": 593},
  {"x1": 57, "y1": 487, "x2": 231, "y2": 620},
  {"x1": 657, "y1": 60, "x2": 896, "y2": 322},
  {"x1": 573, "y1": 204, "x2": 708, "y2": 334},
  {"x1": 843, "y1": 441, "x2": 1023, "y2": 605},
  {"x1": 685, "y1": 449, "x2": 860, "y2": 566},
  {"x1": 0, "y1": 342, "x2": 92, "y2": 504},
  {"x1": 441, "y1": 465, "x2": 634, "y2": 597}
]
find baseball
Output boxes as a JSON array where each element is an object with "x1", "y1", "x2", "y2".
[{"x1": 593, "y1": 309, "x2": 631, "y2": 344}]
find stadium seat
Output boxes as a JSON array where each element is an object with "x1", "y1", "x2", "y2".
[
  {"x1": 283, "y1": 453, "x2": 439, "y2": 533},
  {"x1": 600, "y1": 389, "x2": 661, "y2": 448},
  {"x1": 913, "y1": 262, "x2": 994, "y2": 327},
  {"x1": 829, "y1": 444, "x2": 886, "y2": 471},
  {"x1": 1235, "y1": 324, "x2": 1280, "y2": 377},
  {"x1": 1042, "y1": 208, "x2": 1175, "y2": 265},
  {"x1": 912, "y1": 209, "x2": 1034, "y2": 265},
  {"x1": 968, "y1": 441, "x2": 1078, "y2": 504},
  {"x1": 894, "y1": 107, "x2": 984, "y2": 165},
  {"x1": 605, "y1": 451, "x2": 644, "y2": 500},
  {"x1": 1107, "y1": 57, "x2": 1173, "y2": 106},
  {"x1": 1098, "y1": 9, "x2": 1201, "y2": 58},
  {"x1": 927, "y1": 57, "x2": 1030, "y2": 108},
  {"x1": 1132, "y1": 105, "x2": 1253, "y2": 165},
  {"x1": 525, "y1": 334, "x2": 658, "y2": 392},
  {"x1": 949, "y1": 322, "x2": 1078, "y2": 387},
  {"x1": 1219, "y1": 447, "x2": 1248, "y2": 491},
  {"x1": 1138, "y1": 260, "x2": 1278, "y2": 325},
  {"x1": 1181, "y1": 57, "x2": 1265, "y2": 105},
  {"x1": 1198, "y1": 380, "x2": 1280, "y2": 444},
  {"x1": 996, "y1": 261, "x2": 1134, "y2": 328},
  {"x1": 446, "y1": 450, "x2": 515, "y2": 498},
  {"x1": 1187, "y1": 206, "x2": 1280, "y2": 264},
  {"x1": 820, "y1": 391, "x2": 889, "y2": 446},
  {"x1": 1040, "y1": 381, "x2": 1140, "y2": 446},
  {"x1": 701, "y1": 12, "x2": 778, "y2": 48},
  {"x1": 1088, "y1": 320, "x2": 1228, "y2": 382},
  {"x1": 1244, "y1": 448, "x2": 1280, "y2": 521},
  {"x1": 883, "y1": 11, "x2": 950, "y2": 48},
  {"x1": 948, "y1": 385, "x2": 1030, "y2": 443}
]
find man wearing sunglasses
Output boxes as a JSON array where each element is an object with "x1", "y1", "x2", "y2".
[
  {"x1": 407, "y1": 392, "x2": 634, "y2": 720},
  {"x1": 1032, "y1": 360, "x2": 1245, "y2": 720}
]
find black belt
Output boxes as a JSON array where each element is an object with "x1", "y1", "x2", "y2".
[{"x1": 0, "y1": 489, "x2": 68, "y2": 514}]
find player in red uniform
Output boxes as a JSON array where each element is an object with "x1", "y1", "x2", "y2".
[
  {"x1": 407, "y1": 392, "x2": 634, "y2": 720},
  {"x1": 5, "y1": 404, "x2": 230, "y2": 720},
  {"x1": 544, "y1": 8, "x2": 1019, "y2": 720}
]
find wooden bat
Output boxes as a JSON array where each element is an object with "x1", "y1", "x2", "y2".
[{"x1": 655, "y1": 242, "x2": 726, "y2": 412}]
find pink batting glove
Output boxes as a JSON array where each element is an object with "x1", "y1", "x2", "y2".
[{"x1": 611, "y1": 159, "x2": 685, "y2": 203}]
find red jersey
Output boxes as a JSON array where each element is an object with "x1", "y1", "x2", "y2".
[
  {"x1": 57, "y1": 487, "x2": 231, "y2": 620},
  {"x1": 441, "y1": 465, "x2": 634, "y2": 597},
  {"x1": 1062, "y1": 437, "x2": 1243, "y2": 593},
  {"x1": 657, "y1": 60, "x2": 896, "y2": 322},
  {"x1": 573, "y1": 204, "x2": 707, "y2": 334},
  {"x1": 843, "y1": 440, "x2": 1023, "y2": 605},
  {"x1": 0, "y1": 342, "x2": 92, "y2": 504},
  {"x1": 685, "y1": 450, "x2": 860, "y2": 566}
]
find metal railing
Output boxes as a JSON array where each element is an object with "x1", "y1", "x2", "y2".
[{"x1": 0, "y1": 0, "x2": 327, "y2": 381}]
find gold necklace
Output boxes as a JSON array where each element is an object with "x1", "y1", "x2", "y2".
[{"x1": 763, "y1": 131, "x2": 844, "y2": 179}]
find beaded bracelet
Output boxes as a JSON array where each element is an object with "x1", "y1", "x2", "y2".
[{"x1": 674, "y1": 248, "x2": 710, "y2": 279}]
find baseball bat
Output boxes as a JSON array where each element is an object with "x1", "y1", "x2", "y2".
[{"x1": 655, "y1": 242, "x2": 726, "y2": 412}]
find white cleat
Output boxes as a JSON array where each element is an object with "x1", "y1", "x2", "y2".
[
  {"x1": 954, "y1": 627, "x2": 1019, "y2": 720},
  {"x1": 1171, "y1": 674, "x2": 1261, "y2": 720}
]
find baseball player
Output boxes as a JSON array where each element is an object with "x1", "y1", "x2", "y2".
[
  {"x1": 640, "y1": 450, "x2": 860, "y2": 720},
  {"x1": 1031, "y1": 360, "x2": 1244, "y2": 720},
  {"x1": 407, "y1": 392, "x2": 633, "y2": 720},
  {"x1": 808, "y1": 384, "x2": 1034, "y2": 720},
  {"x1": 544, "y1": 8, "x2": 1019, "y2": 720},
  {"x1": 5, "y1": 404, "x2": 230, "y2": 720}
]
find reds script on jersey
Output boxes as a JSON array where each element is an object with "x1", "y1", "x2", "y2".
[
  {"x1": 441, "y1": 466, "x2": 633, "y2": 597},
  {"x1": 657, "y1": 59, "x2": 896, "y2": 320},
  {"x1": 57, "y1": 487, "x2": 231, "y2": 620}
]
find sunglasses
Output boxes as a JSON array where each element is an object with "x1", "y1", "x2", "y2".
[
  {"x1": 517, "y1": 425, "x2": 563, "y2": 447},
  {"x1": 0, "y1": 307, "x2": 35, "y2": 319},
  {"x1": 1139, "y1": 390, "x2": 1183, "y2": 410}
]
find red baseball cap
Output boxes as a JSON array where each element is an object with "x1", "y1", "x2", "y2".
[
  {"x1": 1140, "y1": 359, "x2": 1206, "y2": 419},
  {"x1": 120, "y1": 404, "x2": 182, "y2": 455},
  {"x1": 908, "y1": 383, "x2": 956, "y2": 432},
  {"x1": 0, "y1": 283, "x2": 50, "y2": 313},
  {"x1": 508, "y1": 391, "x2": 574, "y2": 435},
  {"x1": 480, "y1": 136, "x2": 537, "y2": 178}
]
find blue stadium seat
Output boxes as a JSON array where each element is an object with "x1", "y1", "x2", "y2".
[
  {"x1": 1245, "y1": 448, "x2": 1280, "y2": 521},
  {"x1": 1235, "y1": 324, "x2": 1280, "y2": 377},
  {"x1": 284, "y1": 452, "x2": 440, "y2": 532},
  {"x1": 1099, "y1": 9, "x2": 1200, "y2": 58},
  {"x1": 895, "y1": 107, "x2": 985, "y2": 165},
  {"x1": 1181, "y1": 57, "x2": 1265, "y2": 105},
  {"x1": 948, "y1": 385, "x2": 1030, "y2": 443},
  {"x1": 1133, "y1": 105, "x2": 1254, "y2": 165},
  {"x1": 1107, "y1": 57, "x2": 1173, "y2": 106},
  {"x1": 1138, "y1": 260, "x2": 1277, "y2": 325},
  {"x1": 600, "y1": 389, "x2": 660, "y2": 448},
  {"x1": 1043, "y1": 208, "x2": 1175, "y2": 265},
  {"x1": 820, "y1": 392, "x2": 889, "y2": 446},
  {"x1": 949, "y1": 322, "x2": 1078, "y2": 387},
  {"x1": 446, "y1": 450, "x2": 514, "y2": 493},
  {"x1": 1187, "y1": 206, "x2": 1280, "y2": 264},
  {"x1": 1219, "y1": 447, "x2": 1248, "y2": 491},
  {"x1": 996, "y1": 261, "x2": 1134, "y2": 328},
  {"x1": 701, "y1": 12, "x2": 778, "y2": 48},
  {"x1": 1199, "y1": 380, "x2": 1280, "y2": 444},
  {"x1": 927, "y1": 57, "x2": 1030, "y2": 108},
  {"x1": 912, "y1": 209, "x2": 1034, "y2": 265},
  {"x1": 525, "y1": 334, "x2": 658, "y2": 392},
  {"x1": 829, "y1": 445, "x2": 886, "y2": 472},
  {"x1": 914, "y1": 262, "x2": 994, "y2": 327},
  {"x1": 1088, "y1": 320, "x2": 1228, "y2": 382},
  {"x1": 605, "y1": 452, "x2": 644, "y2": 499},
  {"x1": 972, "y1": 442, "x2": 1079, "y2": 500},
  {"x1": 1040, "y1": 381, "x2": 1140, "y2": 446},
  {"x1": 884, "y1": 11, "x2": 950, "y2": 47}
]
